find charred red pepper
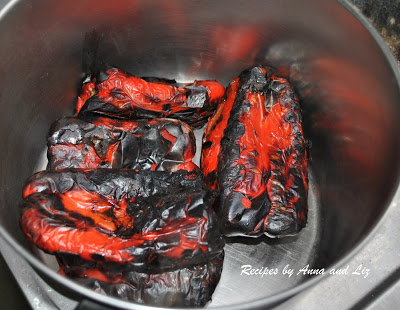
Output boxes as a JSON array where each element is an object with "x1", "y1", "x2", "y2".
[
  {"x1": 20, "y1": 169, "x2": 224, "y2": 306},
  {"x1": 75, "y1": 67, "x2": 225, "y2": 128},
  {"x1": 20, "y1": 62, "x2": 310, "y2": 306},
  {"x1": 21, "y1": 169, "x2": 224, "y2": 268},
  {"x1": 202, "y1": 66, "x2": 308, "y2": 237},
  {"x1": 57, "y1": 254, "x2": 223, "y2": 307},
  {"x1": 47, "y1": 116, "x2": 197, "y2": 172}
]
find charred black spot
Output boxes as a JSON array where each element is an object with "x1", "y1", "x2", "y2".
[
  {"x1": 162, "y1": 103, "x2": 171, "y2": 112},
  {"x1": 270, "y1": 79, "x2": 287, "y2": 93},
  {"x1": 97, "y1": 69, "x2": 110, "y2": 83},
  {"x1": 284, "y1": 110, "x2": 297, "y2": 123},
  {"x1": 202, "y1": 141, "x2": 212, "y2": 150},
  {"x1": 91, "y1": 253, "x2": 106, "y2": 262},
  {"x1": 142, "y1": 76, "x2": 177, "y2": 84}
]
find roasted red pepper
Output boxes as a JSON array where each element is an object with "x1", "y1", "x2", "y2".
[
  {"x1": 21, "y1": 169, "x2": 224, "y2": 268},
  {"x1": 75, "y1": 67, "x2": 225, "y2": 128},
  {"x1": 20, "y1": 62, "x2": 310, "y2": 306},
  {"x1": 20, "y1": 169, "x2": 224, "y2": 306},
  {"x1": 47, "y1": 116, "x2": 197, "y2": 172},
  {"x1": 202, "y1": 66, "x2": 308, "y2": 237},
  {"x1": 57, "y1": 254, "x2": 224, "y2": 307}
]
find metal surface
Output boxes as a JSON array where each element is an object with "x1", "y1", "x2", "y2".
[
  {"x1": 0, "y1": 237, "x2": 76, "y2": 310},
  {"x1": 0, "y1": 0, "x2": 399, "y2": 309},
  {"x1": 272, "y1": 188, "x2": 400, "y2": 310}
]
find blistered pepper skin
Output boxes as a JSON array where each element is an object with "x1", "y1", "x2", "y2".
[
  {"x1": 47, "y1": 116, "x2": 197, "y2": 172},
  {"x1": 76, "y1": 67, "x2": 226, "y2": 128},
  {"x1": 20, "y1": 169, "x2": 224, "y2": 269},
  {"x1": 57, "y1": 253, "x2": 224, "y2": 307},
  {"x1": 202, "y1": 66, "x2": 308, "y2": 238}
]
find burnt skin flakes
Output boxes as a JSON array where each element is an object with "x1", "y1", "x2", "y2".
[
  {"x1": 47, "y1": 116, "x2": 198, "y2": 172},
  {"x1": 202, "y1": 65, "x2": 308, "y2": 238}
]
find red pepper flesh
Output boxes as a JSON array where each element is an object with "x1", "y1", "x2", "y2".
[
  {"x1": 20, "y1": 169, "x2": 224, "y2": 268},
  {"x1": 202, "y1": 66, "x2": 308, "y2": 237},
  {"x1": 75, "y1": 67, "x2": 226, "y2": 128}
]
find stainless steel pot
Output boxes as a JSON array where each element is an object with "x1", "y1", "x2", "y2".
[{"x1": 0, "y1": 0, "x2": 399, "y2": 309}]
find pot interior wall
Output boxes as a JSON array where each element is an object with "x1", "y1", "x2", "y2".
[{"x1": 0, "y1": 0, "x2": 399, "y2": 307}]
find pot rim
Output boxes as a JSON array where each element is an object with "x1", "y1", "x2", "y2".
[{"x1": 0, "y1": 0, "x2": 399, "y2": 309}]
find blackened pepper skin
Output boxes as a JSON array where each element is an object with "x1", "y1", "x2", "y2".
[
  {"x1": 21, "y1": 169, "x2": 224, "y2": 307},
  {"x1": 57, "y1": 253, "x2": 224, "y2": 307},
  {"x1": 47, "y1": 116, "x2": 197, "y2": 172},
  {"x1": 202, "y1": 66, "x2": 308, "y2": 238},
  {"x1": 75, "y1": 67, "x2": 225, "y2": 128},
  {"x1": 20, "y1": 169, "x2": 224, "y2": 269}
]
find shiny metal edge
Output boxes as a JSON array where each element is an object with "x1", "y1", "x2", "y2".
[{"x1": 0, "y1": 0, "x2": 399, "y2": 309}]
